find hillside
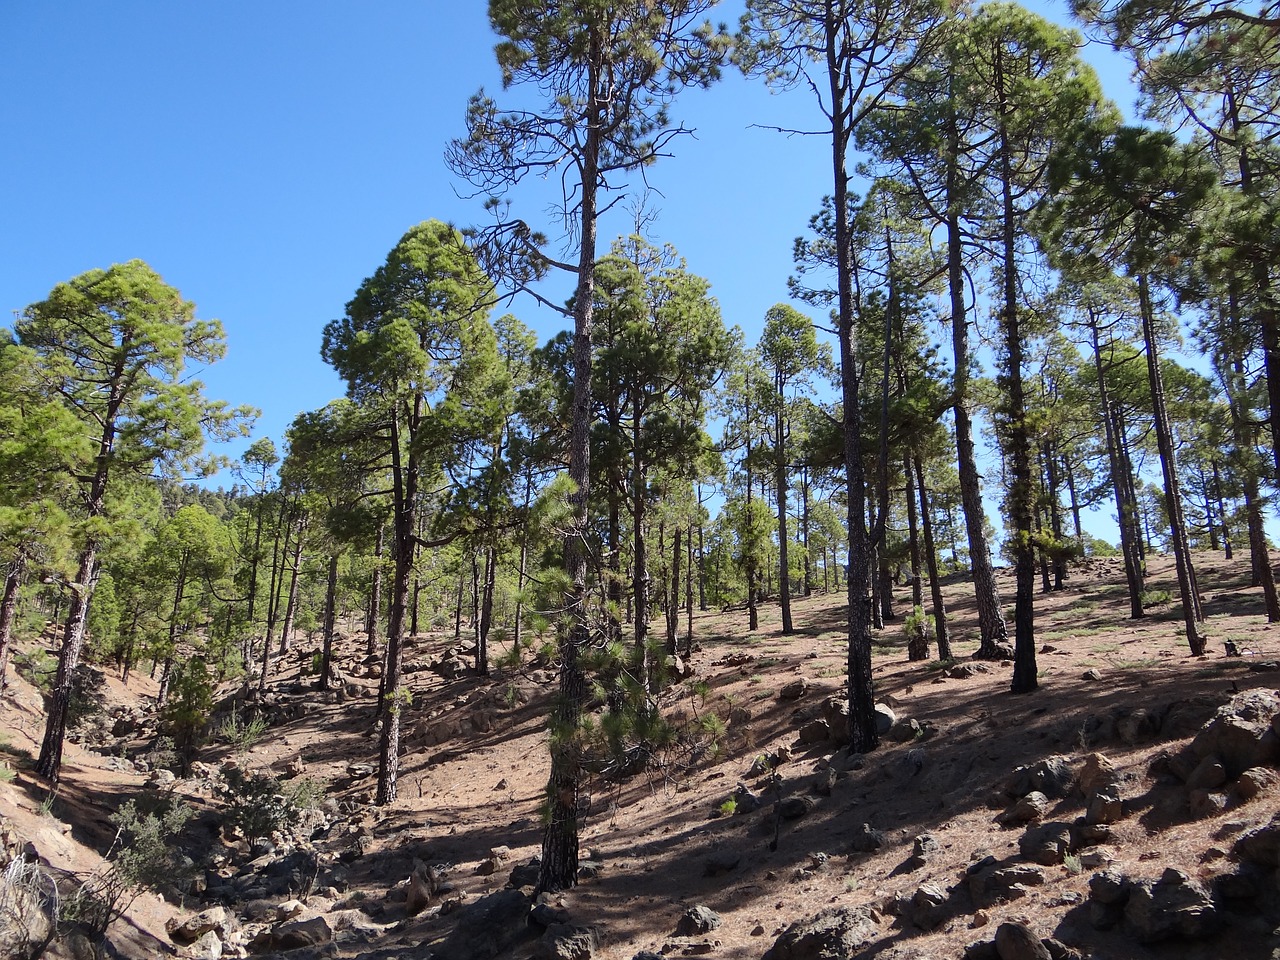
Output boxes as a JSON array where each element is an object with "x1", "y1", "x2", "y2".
[{"x1": 3, "y1": 550, "x2": 1280, "y2": 960}]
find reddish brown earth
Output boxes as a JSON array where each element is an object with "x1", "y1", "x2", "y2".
[{"x1": 2, "y1": 550, "x2": 1279, "y2": 959}]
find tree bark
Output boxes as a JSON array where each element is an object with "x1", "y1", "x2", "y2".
[
  {"x1": 0, "y1": 551, "x2": 27, "y2": 694},
  {"x1": 317, "y1": 554, "x2": 339, "y2": 689},
  {"x1": 1138, "y1": 274, "x2": 1205, "y2": 654},
  {"x1": 914, "y1": 456, "x2": 952, "y2": 659}
]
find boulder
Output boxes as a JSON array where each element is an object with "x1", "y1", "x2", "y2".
[
  {"x1": 850, "y1": 823, "x2": 886, "y2": 853},
  {"x1": 272, "y1": 915, "x2": 332, "y2": 950},
  {"x1": 167, "y1": 907, "x2": 238, "y2": 946},
  {"x1": 1233, "y1": 813, "x2": 1280, "y2": 867},
  {"x1": 968, "y1": 864, "x2": 1045, "y2": 908},
  {"x1": 1188, "y1": 789, "x2": 1229, "y2": 819},
  {"x1": 1076, "y1": 753, "x2": 1119, "y2": 798},
  {"x1": 906, "y1": 882, "x2": 948, "y2": 931},
  {"x1": 1019, "y1": 822, "x2": 1073, "y2": 866},
  {"x1": 797, "y1": 720, "x2": 830, "y2": 746},
  {"x1": 779, "y1": 679, "x2": 810, "y2": 701},
  {"x1": 873, "y1": 703, "x2": 896, "y2": 735},
  {"x1": 993, "y1": 922, "x2": 1052, "y2": 960},
  {"x1": 704, "y1": 849, "x2": 741, "y2": 876},
  {"x1": 676, "y1": 905, "x2": 722, "y2": 937},
  {"x1": 1185, "y1": 755, "x2": 1228, "y2": 791},
  {"x1": 1123, "y1": 868, "x2": 1221, "y2": 944},
  {"x1": 1085, "y1": 788, "x2": 1123, "y2": 826},
  {"x1": 1005, "y1": 757, "x2": 1072, "y2": 799},
  {"x1": 536, "y1": 924, "x2": 599, "y2": 960},
  {"x1": 183, "y1": 931, "x2": 223, "y2": 960},
  {"x1": 1002, "y1": 791, "x2": 1049, "y2": 825},
  {"x1": 821, "y1": 697, "x2": 850, "y2": 743},
  {"x1": 761, "y1": 906, "x2": 878, "y2": 960},
  {"x1": 1189, "y1": 688, "x2": 1280, "y2": 776},
  {"x1": 434, "y1": 889, "x2": 533, "y2": 960},
  {"x1": 1236, "y1": 766, "x2": 1280, "y2": 800}
]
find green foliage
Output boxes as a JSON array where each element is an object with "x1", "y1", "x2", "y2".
[
  {"x1": 159, "y1": 660, "x2": 214, "y2": 760},
  {"x1": 217, "y1": 767, "x2": 301, "y2": 842},
  {"x1": 13, "y1": 648, "x2": 57, "y2": 693},
  {"x1": 216, "y1": 709, "x2": 269, "y2": 754},
  {"x1": 901, "y1": 605, "x2": 933, "y2": 645},
  {"x1": 717, "y1": 797, "x2": 737, "y2": 816},
  {"x1": 109, "y1": 797, "x2": 195, "y2": 894}
]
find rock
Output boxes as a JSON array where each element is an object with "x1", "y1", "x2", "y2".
[
  {"x1": 1185, "y1": 755, "x2": 1228, "y2": 791},
  {"x1": 508, "y1": 858, "x2": 541, "y2": 889},
  {"x1": 1076, "y1": 753, "x2": 1119, "y2": 797},
  {"x1": 873, "y1": 703, "x2": 896, "y2": 735},
  {"x1": 275, "y1": 899, "x2": 306, "y2": 921},
  {"x1": 761, "y1": 906, "x2": 878, "y2": 960},
  {"x1": 1002, "y1": 791, "x2": 1049, "y2": 825},
  {"x1": 821, "y1": 697, "x2": 850, "y2": 743},
  {"x1": 149, "y1": 768, "x2": 177, "y2": 788},
  {"x1": 1188, "y1": 789, "x2": 1229, "y2": 819},
  {"x1": 733, "y1": 784, "x2": 763, "y2": 814},
  {"x1": 778, "y1": 797, "x2": 813, "y2": 821},
  {"x1": 704, "y1": 850, "x2": 740, "y2": 876},
  {"x1": 964, "y1": 941, "x2": 1000, "y2": 960},
  {"x1": 1189, "y1": 688, "x2": 1280, "y2": 776},
  {"x1": 1115, "y1": 708, "x2": 1160, "y2": 745},
  {"x1": 1161, "y1": 697, "x2": 1220, "y2": 739},
  {"x1": 1236, "y1": 766, "x2": 1280, "y2": 800},
  {"x1": 435, "y1": 889, "x2": 532, "y2": 960},
  {"x1": 969, "y1": 864, "x2": 1045, "y2": 908},
  {"x1": 1019, "y1": 822, "x2": 1073, "y2": 865},
  {"x1": 272, "y1": 915, "x2": 332, "y2": 950},
  {"x1": 1123, "y1": 868, "x2": 1221, "y2": 943},
  {"x1": 1082, "y1": 668, "x2": 1104, "y2": 681},
  {"x1": 530, "y1": 897, "x2": 571, "y2": 928},
  {"x1": 1005, "y1": 757, "x2": 1072, "y2": 799},
  {"x1": 536, "y1": 924, "x2": 599, "y2": 960},
  {"x1": 1233, "y1": 813, "x2": 1280, "y2": 866},
  {"x1": 167, "y1": 907, "x2": 238, "y2": 946},
  {"x1": 1085, "y1": 788, "x2": 1123, "y2": 825},
  {"x1": 887, "y1": 718, "x2": 926, "y2": 743},
  {"x1": 944, "y1": 662, "x2": 989, "y2": 679},
  {"x1": 850, "y1": 822, "x2": 886, "y2": 853},
  {"x1": 1088, "y1": 870, "x2": 1130, "y2": 905},
  {"x1": 676, "y1": 906, "x2": 722, "y2": 937},
  {"x1": 346, "y1": 763, "x2": 375, "y2": 779},
  {"x1": 905, "y1": 833, "x2": 939, "y2": 870},
  {"x1": 812, "y1": 767, "x2": 837, "y2": 797},
  {"x1": 779, "y1": 679, "x2": 809, "y2": 701},
  {"x1": 993, "y1": 922, "x2": 1051, "y2": 960},
  {"x1": 907, "y1": 883, "x2": 948, "y2": 931},
  {"x1": 406, "y1": 860, "x2": 442, "y2": 915},
  {"x1": 797, "y1": 720, "x2": 830, "y2": 746},
  {"x1": 183, "y1": 931, "x2": 223, "y2": 960}
]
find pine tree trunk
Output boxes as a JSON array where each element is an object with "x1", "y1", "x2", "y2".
[
  {"x1": 317, "y1": 554, "x2": 339, "y2": 689},
  {"x1": 914, "y1": 456, "x2": 951, "y2": 660},
  {"x1": 1138, "y1": 274, "x2": 1205, "y2": 654},
  {"x1": 538, "y1": 54, "x2": 602, "y2": 892},
  {"x1": 666, "y1": 526, "x2": 681, "y2": 657},
  {"x1": 366, "y1": 524, "x2": 385, "y2": 657},
  {"x1": 995, "y1": 76, "x2": 1038, "y2": 695},
  {"x1": 36, "y1": 544, "x2": 100, "y2": 782},
  {"x1": 279, "y1": 527, "x2": 303, "y2": 654},
  {"x1": 0, "y1": 550, "x2": 28, "y2": 694},
  {"x1": 946, "y1": 87, "x2": 1009, "y2": 658},
  {"x1": 774, "y1": 395, "x2": 794, "y2": 635},
  {"x1": 904, "y1": 456, "x2": 928, "y2": 662}
]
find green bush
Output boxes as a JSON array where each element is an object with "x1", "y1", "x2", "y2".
[
  {"x1": 160, "y1": 660, "x2": 214, "y2": 761},
  {"x1": 218, "y1": 767, "x2": 300, "y2": 842}
]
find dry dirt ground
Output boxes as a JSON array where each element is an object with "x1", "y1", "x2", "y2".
[{"x1": 3, "y1": 550, "x2": 1280, "y2": 960}]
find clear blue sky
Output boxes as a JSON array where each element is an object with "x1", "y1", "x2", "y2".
[{"x1": 0, "y1": 2, "x2": 1140, "y2": 536}]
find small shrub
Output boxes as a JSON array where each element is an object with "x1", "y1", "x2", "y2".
[
  {"x1": 217, "y1": 710, "x2": 269, "y2": 754},
  {"x1": 1140, "y1": 589, "x2": 1172, "y2": 608},
  {"x1": 218, "y1": 767, "x2": 300, "y2": 842},
  {"x1": 717, "y1": 798, "x2": 737, "y2": 817},
  {"x1": 160, "y1": 660, "x2": 214, "y2": 762}
]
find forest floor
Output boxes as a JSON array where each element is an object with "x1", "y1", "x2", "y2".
[{"x1": 2, "y1": 549, "x2": 1280, "y2": 960}]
